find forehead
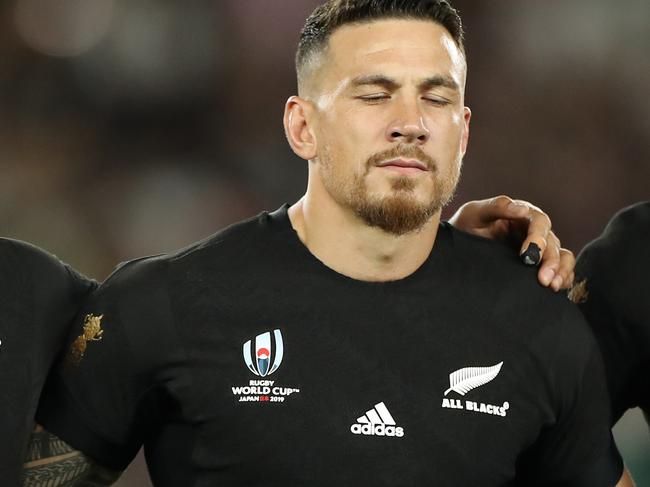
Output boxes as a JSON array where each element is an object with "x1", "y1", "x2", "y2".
[{"x1": 324, "y1": 19, "x2": 465, "y2": 87}]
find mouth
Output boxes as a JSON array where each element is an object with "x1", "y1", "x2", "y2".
[{"x1": 375, "y1": 158, "x2": 429, "y2": 174}]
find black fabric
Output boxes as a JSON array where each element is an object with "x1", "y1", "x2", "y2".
[
  {"x1": 0, "y1": 239, "x2": 95, "y2": 486},
  {"x1": 574, "y1": 202, "x2": 650, "y2": 424},
  {"x1": 37, "y1": 206, "x2": 622, "y2": 486}
]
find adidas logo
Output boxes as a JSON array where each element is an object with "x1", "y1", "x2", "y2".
[{"x1": 350, "y1": 402, "x2": 405, "y2": 438}]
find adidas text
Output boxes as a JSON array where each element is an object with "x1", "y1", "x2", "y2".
[
  {"x1": 350, "y1": 402, "x2": 405, "y2": 438},
  {"x1": 350, "y1": 424, "x2": 405, "y2": 437}
]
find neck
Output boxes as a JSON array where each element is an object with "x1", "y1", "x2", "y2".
[{"x1": 288, "y1": 183, "x2": 441, "y2": 282}]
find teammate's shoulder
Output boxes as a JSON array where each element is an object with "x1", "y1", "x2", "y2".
[
  {"x1": 577, "y1": 201, "x2": 650, "y2": 283},
  {"x1": 0, "y1": 237, "x2": 60, "y2": 267},
  {"x1": 606, "y1": 201, "x2": 650, "y2": 236},
  {"x1": 573, "y1": 202, "x2": 650, "y2": 342},
  {"x1": 594, "y1": 201, "x2": 650, "y2": 255},
  {"x1": 0, "y1": 237, "x2": 95, "y2": 291}
]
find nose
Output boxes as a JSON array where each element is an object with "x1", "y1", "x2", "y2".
[{"x1": 386, "y1": 103, "x2": 430, "y2": 144}]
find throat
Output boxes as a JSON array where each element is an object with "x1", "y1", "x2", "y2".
[{"x1": 288, "y1": 197, "x2": 440, "y2": 282}]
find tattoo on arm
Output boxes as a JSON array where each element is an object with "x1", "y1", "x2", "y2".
[{"x1": 22, "y1": 425, "x2": 122, "y2": 487}]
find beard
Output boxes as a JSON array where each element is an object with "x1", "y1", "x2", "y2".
[{"x1": 320, "y1": 144, "x2": 460, "y2": 236}]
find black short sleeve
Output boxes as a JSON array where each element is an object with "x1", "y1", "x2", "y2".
[
  {"x1": 0, "y1": 239, "x2": 95, "y2": 485},
  {"x1": 36, "y1": 255, "x2": 180, "y2": 471},
  {"x1": 515, "y1": 304, "x2": 623, "y2": 486},
  {"x1": 572, "y1": 202, "x2": 650, "y2": 423}
]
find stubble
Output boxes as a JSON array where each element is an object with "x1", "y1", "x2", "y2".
[{"x1": 320, "y1": 144, "x2": 460, "y2": 236}]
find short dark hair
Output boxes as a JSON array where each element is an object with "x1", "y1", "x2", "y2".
[{"x1": 296, "y1": 0, "x2": 465, "y2": 87}]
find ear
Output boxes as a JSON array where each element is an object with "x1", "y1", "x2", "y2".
[
  {"x1": 284, "y1": 96, "x2": 318, "y2": 161},
  {"x1": 460, "y1": 106, "x2": 472, "y2": 156}
]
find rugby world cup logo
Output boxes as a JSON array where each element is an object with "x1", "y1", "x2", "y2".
[{"x1": 243, "y1": 329, "x2": 284, "y2": 377}]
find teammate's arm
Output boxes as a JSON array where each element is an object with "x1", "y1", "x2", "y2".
[
  {"x1": 449, "y1": 195, "x2": 575, "y2": 291},
  {"x1": 22, "y1": 425, "x2": 121, "y2": 487}
]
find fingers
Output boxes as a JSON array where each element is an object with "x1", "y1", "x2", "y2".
[
  {"x1": 449, "y1": 196, "x2": 576, "y2": 292},
  {"x1": 517, "y1": 202, "x2": 552, "y2": 266},
  {"x1": 509, "y1": 201, "x2": 576, "y2": 292},
  {"x1": 449, "y1": 196, "x2": 532, "y2": 244},
  {"x1": 479, "y1": 195, "x2": 529, "y2": 223},
  {"x1": 536, "y1": 231, "x2": 560, "y2": 287},
  {"x1": 555, "y1": 248, "x2": 576, "y2": 291},
  {"x1": 449, "y1": 196, "x2": 527, "y2": 231},
  {"x1": 536, "y1": 232, "x2": 575, "y2": 291}
]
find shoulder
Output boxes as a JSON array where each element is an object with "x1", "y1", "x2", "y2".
[
  {"x1": 449, "y1": 229, "x2": 603, "y2": 401},
  {"x1": 445, "y1": 222, "x2": 528, "y2": 275},
  {"x1": 94, "y1": 209, "x2": 280, "y2": 307},
  {"x1": 68, "y1": 213, "x2": 280, "y2": 374},
  {"x1": 0, "y1": 237, "x2": 95, "y2": 298},
  {"x1": 605, "y1": 201, "x2": 650, "y2": 236},
  {"x1": 445, "y1": 224, "x2": 597, "y2": 355},
  {"x1": 578, "y1": 201, "x2": 650, "y2": 272},
  {"x1": 169, "y1": 208, "x2": 284, "y2": 269},
  {"x1": 446, "y1": 223, "x2": 577, "y2": 314},
  {"x1": 0, "y1": 237, "x2": 61, "y2": 272},
  {"x1": 574, "y1": 201, "x2": 650, "y2": 326}
]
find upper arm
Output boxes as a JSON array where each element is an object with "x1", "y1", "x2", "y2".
[
  {"x1": 22, "y1": 425, "x2": 121, "y2": 487},
  {"x1": 35, "y1": 257, "x2": 175, "y2": 471},
  {"x1": 516, "y1": 306, "x2": 624, "y2": 486}
]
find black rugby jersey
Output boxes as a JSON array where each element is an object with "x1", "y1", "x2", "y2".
[
  {"x1": 38, "y1": 206, "x2": 622, "y2": 486},
  {"x1": 0, "y1": 239, "x2": 95, "y2": 485},
  {"x1": 572, "y1": 202, "x2": 650, "y2": 424}
]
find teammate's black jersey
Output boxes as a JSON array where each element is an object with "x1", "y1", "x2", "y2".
[
  {"x1": 572, "y1": 202, "x2": 650, "y2": 424},
  {"x1": 37, "y1": 206, "x2": 622, "y2": 486},
  {"x1": 0, "y1": 239, "x2": 95, "y2": 485}
]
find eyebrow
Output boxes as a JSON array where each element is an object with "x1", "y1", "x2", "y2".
[
  {"x1": 350, "y1": 74, "x2": 400, "y2": 91},
  {"x1": 349, "y1": 74, "x2": 459, "y2": 92},
  {"x1": 419, "y1": 75, "x2": 459, "y2": 92}
]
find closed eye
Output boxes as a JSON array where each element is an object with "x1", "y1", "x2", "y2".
[
  {"x1": 358, "y1": 94, "x2": 391, "y2": 103},
  {"x1": 423, "y1": 97, "x2": 451, "y2": 106}
]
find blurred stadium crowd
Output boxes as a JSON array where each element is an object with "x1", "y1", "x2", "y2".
[{"x1": 0, "y1": 1, "x2": 647, "y2": 485}]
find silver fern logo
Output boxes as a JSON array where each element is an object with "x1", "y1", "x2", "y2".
[
  {"x1": 441, "y1": 362, "x2": 510, "y2": 418},
  {"x1": 444, "y1": 361, "x2": 503, "y2": 396}
]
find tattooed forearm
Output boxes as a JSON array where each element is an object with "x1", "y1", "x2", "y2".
[
  {"x1": 24, "y1": 426, "x2": 77, "y2": 462},
  {"x1": 22, "y1": 425, "x2": 121, "y2": 487},
  {"x1": 23, "y1": 453, "x2": 90, "y2": 487}
]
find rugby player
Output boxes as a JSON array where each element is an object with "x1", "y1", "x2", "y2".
[
  {"x1": 0, "y1": 239, "x2": 95, "y2": 486},
  {"x1": 3, "y1": 202, "x2": 568, "y2": 487},
  {"x1": 571, "y1": 202, "x2": 650, "y2": 429},
  {"x1": 26, "y1": 1, "x2": 632, "y2": 486},
  {"x1": 0, "y1": 200, "x2": 574, "y2": 487}
]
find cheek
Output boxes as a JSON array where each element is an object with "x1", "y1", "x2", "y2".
[
  {"x1": 435, "y1": 112, "x2": 465, "y2": 149},
  {"x1": 320, "y1": 110, "x2": 359, "y2": 148},
  {"x1": 337, "y1": 104, "x2": 387, "y2": 139},
  {"x1": 321, "y1": 120, "x2": 369, "y2": 163},
  {"x1": 450, "y1": 111, "x2": 463, "y2": 125},
  {"x1": 318, "y1": 131, "x2": 363, "y2": 177}
]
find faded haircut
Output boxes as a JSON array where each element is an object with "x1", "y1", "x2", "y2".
[{"x1": 296, "y1": 0, "x2": 465, "y2": 93}]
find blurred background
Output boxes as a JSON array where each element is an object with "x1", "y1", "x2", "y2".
[{"x1": 0, "y1": 0, "x2": 647, "y2": 485}]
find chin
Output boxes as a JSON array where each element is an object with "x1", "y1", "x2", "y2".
[{"x1": 355, "y1": 194, "x2": 439, "y2": 236}]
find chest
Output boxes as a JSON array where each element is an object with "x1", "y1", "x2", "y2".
[{"x1": 157, "y1": 284, "x2": 555, "y2": 486}]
